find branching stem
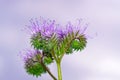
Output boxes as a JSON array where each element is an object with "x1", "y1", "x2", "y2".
[
  {"x1": 36, "y1": 53, "x2": 57, "y2": 80},
  {"x1": 41, "y1": 61, "x2": 57, "y2": 80}
]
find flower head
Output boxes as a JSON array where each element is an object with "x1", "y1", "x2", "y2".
[
  {"x1": 27, "y1": 17, "x2": 56, "y2": 38},
  {"x1": 20, "y1": 49, "x2": 42, "y2": 62},
  {"x1": 26, "y1": 17, "x2": 88, "y2": 41},
  {"x1": 65, "y1": 20, "x2": 88, "y2": 36}
]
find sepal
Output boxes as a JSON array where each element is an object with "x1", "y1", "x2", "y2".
[{"x1": 25, "y1": 58, "x2": 46, "y2": 77}]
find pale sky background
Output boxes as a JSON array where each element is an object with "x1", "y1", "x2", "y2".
[{"x1": 0, "y1": 0, "x2": 120, "y2": 80}]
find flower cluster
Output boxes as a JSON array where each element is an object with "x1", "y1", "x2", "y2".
[
  {"x1": 20, "y1": 49, "x2": 42, "y2": 62},
  {"x1": 21, "y1": 17, "x2": 88, "y2": 79},
  {"x1": 27, "y1": 17, "x2": 88, "y2": 40}
]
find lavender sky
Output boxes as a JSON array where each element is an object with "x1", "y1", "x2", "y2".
[{"x1": 0, "y1": 0, "x2": 120, "y2": 80}]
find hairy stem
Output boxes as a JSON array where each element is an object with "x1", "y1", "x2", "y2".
[
  {"x1": 36, "y1": 54, "x2": 57, "y2": 80},
  {"x1": 56, "y1": 60, "x2": 62, "y2": 80},
  {"x1": 41, "y1": 61, "x2": 57, "y2": 80},
  {"x1": 51, "y1": 49, "x2": 58, "y2": 62}
]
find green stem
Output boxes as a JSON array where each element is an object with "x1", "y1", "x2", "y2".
[
  {"x1": 41, "y1": 61, "x2": 57, "y2": 80},
  {"x1": 57, "y1": 60, "x2": 62, "y2": 80},
  {"x1": 36, "y1": 54, "x2": 57, "y2": 80}
]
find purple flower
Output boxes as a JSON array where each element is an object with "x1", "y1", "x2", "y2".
[
  {"x1": 53, "y1": 19, "x2": 88, "y2": 40},
  {"x1": 26, "y1": 17, "x2": 88, "y2": 40},
  {"x1": 55, "y1": 25, "x2": 67, "y2": 39},
  {"x1": 27, "y1": 18, "x2": 41, "y2": 34},
  {"x1": 41, "y1": 20, "x2": 56, "y2": 37},
  {"x1": 64, "y1": 20, "x2": 89, "y2": 38},
  {"x1": 27, "y1": 17, "x2": 56, "y2": 38},
  {"x1": 20, "y1": 49, "x2": 42, "y2": 62}
]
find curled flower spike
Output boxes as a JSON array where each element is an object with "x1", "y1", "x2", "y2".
[
  {"x1": 27, "y1": 17, "x2": 88, "y2": 40},
  {"x1": 55, "y1": 25, "x2": 67, "y2": 39},
  {"x1": 27, "y1": 17, "x2": 56, "y2": 38},
  {"x1": 65, "y1": 20, "x2": 89, "y2": 37},
  {"x1": 20, "y1": 49, "x2": 42, "y2": 62},
  {"x1": 20, "y1": 48, "x2": 55, "y2": 78}
]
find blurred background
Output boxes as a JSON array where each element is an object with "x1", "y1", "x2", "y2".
[{"x1": 0, "y1": 0, "x2": 120, "y2": 80}]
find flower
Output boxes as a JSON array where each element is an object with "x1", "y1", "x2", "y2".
[
  {"x1": 26, "y1": 17, "x2": 88, "y2": 40},
  {"x1": 55, "y1": 25, "x2": 66, "y2": 39},
  {"x1": 65, "y1": 20, "x2": 88, "y2": 36},
  {"x1": 20, "y1": 17, "x2": 89, "y2": 78},
  {"x1": 20, "y1": 49, "x2": 42, "y2": 62},
  {"x1": 27, "y1": 17, "x2": 56, "y2": 38},
  {"x1": 41, "y1": 20, "x2": 56, "y2": 38}
]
